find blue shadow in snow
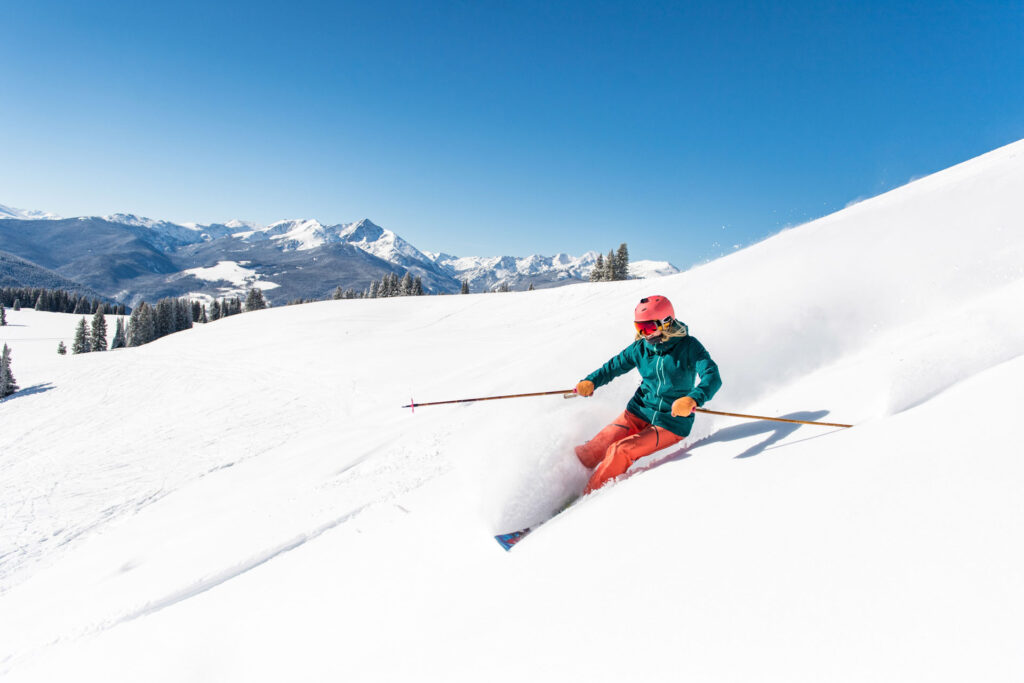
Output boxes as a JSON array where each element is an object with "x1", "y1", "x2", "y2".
[
  {"x1": 701, "y1": 410, "x2": 832, "y2": 459},
  {"x1": 0, "y1": 382, "x2": 55, "y2": 403},
  {"x1": 633, "y1": 410, "x2": 838, "y2": 477}
]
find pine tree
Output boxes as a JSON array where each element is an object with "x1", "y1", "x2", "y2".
[
  {"x1": 615, "y1": 243, "x2": 630, "y2": 280},
  {"x1": 57, "y1": 341, "x2": 67, "y2": 355},
  {"x1": 378, "y1": 273, "x2": 395, "y2": 297},
  {"x1": 110, "y1": 317, "x2": 127, "y2": 349},
  {"x1": 399, "y1": 272, "x2": 414, "y2": 296},
  {"x1": 72, "y1": 317, "x2": 90, "y2": 354},
  {"x1": 0, "y1": 301, "x2": 6, "y2": 326},
  {"x1": 176, "y1": 299, "x2": 193, "y2": 330},
  {"x1": 591, "y1": 253, "x2": 606, "y2": 282},
  {"x1": 208, "y1": 300, "x2": 221, "y2": 321},
  {"x1": 90, "y1": 310, "x2": 108, "y2": 351},
  {"x1": 128, "y1": 302, "x2": 156, "y2": 346},
  {"x1": 528, "y1": 283, "x2": 535, "y2": 291},
  {"x1": 155, "y1": 299, "x2": 175, "y2": 338},
  {"x1": 13, "y1": 299, "x2": 21, "y2": 311},
  {"x1": 245, "y1": 288, "x2": 267, "y2": 311},
  {"x1": 72, "y1": 297, "x2": 88, "y2": 314},
  {"x1": 460, "y1": 279, "x2": 470, "y2": 294},
  {"x1": 412, "y1": 277, "x2": 424, "y2": 296},
  {"x1": 0, "y1": 343, "x2": 18, "y2": 398}
]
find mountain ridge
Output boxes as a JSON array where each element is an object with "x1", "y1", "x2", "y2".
[{"x1": 0, "y1": 209, "x2": 679, "y2": 305}]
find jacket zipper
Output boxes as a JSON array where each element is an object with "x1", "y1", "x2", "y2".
[{"x1": 656, "y1": 355, "x2": 666, "y2": 412}]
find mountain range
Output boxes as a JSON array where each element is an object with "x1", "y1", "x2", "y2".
[{"x1": 0, "y1": 205, "x2": 678, "y2": 306}]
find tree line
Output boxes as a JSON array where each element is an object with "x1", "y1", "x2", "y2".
[
  {"x1": 330, "y1": 244, "x2": 631, "y2": 300},
  {"x1": 65, "y1": 289, "x2": 268, "y2": 354},
  {"x1": 0, "y1": 286, "x2": 127, "y2": 315},
  {"x1": 328, "y1": 272, "x2": 426, "y2": 300}
]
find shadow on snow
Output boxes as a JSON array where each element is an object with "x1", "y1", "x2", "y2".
[
  {"x1": 628, "y1": 410, "x2": 840, "y2": 482},
  {"x1": 0, "y1": 382, "x2": 56, "y2": 403}
]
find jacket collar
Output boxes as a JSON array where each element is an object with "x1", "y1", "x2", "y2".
[{"x1": 642, "y1": 320, "x2": 688, "y2": 354}]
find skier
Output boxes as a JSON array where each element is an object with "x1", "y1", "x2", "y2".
[{"x1": 574, "y1": 295, "x2": 722, "y2": 493}]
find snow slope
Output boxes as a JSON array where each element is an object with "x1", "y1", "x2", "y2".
[{"x1": 1, "y1": 139, "x2": 1023, "y2": 682}]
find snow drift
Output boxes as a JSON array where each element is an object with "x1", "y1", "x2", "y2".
[{"x1": 1, "y1": 139, "x2": 1023, "y2": 682}]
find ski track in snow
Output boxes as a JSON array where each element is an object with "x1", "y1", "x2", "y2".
[{"x1": 115, "y1": 503, "x2": 374, "y2": 626}]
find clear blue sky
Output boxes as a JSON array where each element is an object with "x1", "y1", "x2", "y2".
[{"x1": 2, "y1": 1, "x2": 1022, "y2": 268}]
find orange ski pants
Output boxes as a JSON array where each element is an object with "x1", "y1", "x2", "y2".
[{"x1": 574, "y1": 411, "x2": 684, "y2": 494}]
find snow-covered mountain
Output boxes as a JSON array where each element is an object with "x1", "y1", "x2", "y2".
[
  {"x1": 0, "y1": 203, "x2": 61, "y2": 220},
  {"x1": 1, "y1": 138, "x2": 1022, "y2": 682},
  {"x1": 0, "y1": 208, "x2": 679, "y2": 304},
  {"x1": 628, "y1": 258, "x2": 680, "y2": 279},
  {"x1": 428, "y1": 251, "x2": 600, "y2": 290},
  {"x1": 427, "y1": 252, "x2": 681, "y2": 291}
]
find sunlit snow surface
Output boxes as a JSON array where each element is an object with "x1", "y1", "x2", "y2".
[
  {"x1": 181, "y1": 260, "x2": 281, "y2": 293},
  {"x1": 1, "y1": 140, "x2": 1023, "y2": 682}
]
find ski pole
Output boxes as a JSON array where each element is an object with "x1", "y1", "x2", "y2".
[
  {"x1": 403, "y1": 389, "x2": 577, "y2": 411},
  {"x1": 693, "y1": 407, "x2": 852, "y2": 429}
]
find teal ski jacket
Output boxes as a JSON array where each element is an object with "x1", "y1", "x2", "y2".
[{"x1": 584, "y1": 322, "x2": 722, "y2": 437}]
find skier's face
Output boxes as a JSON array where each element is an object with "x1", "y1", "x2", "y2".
[{"x1": 634, "y1": 318, "x2": 667, "y2": 341}]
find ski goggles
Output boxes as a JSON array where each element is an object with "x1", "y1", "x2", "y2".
[{"x1": 634, "y1": 317, "x2": 672, "y2": 336}]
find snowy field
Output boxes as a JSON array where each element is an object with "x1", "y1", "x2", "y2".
[{"x1": 1, "y1": 139, "x2": 1023, "y2": 682}]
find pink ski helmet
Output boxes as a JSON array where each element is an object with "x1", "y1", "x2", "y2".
[{"x1": 634, "y1": 295, "x2": 675, "y2": 323}]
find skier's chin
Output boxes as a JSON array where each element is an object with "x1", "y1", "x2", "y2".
[{"x1": 643, "y1": 332, "x2": 665, "y2": 344}]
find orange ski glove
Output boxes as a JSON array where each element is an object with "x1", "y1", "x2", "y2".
[
  {"x1": 575, "y1": 380, "x2": 595, "y2": 397},
  {"x1": 671, "y1": 396, "x2": 698, "y2": 417}
]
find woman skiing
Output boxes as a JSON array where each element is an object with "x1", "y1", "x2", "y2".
[{"x1": 574, "y1": 295, "x2": 722, "y2": 493}]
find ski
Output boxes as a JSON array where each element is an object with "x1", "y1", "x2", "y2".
[
  {"x1": 495, "y1": 528, "x2": 532, "y2": 550},
  {"x1": 494, "y1": 494, "x2": 580, "y2": 551}
]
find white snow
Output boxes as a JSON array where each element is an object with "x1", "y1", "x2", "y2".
[
  {"x1": 0, "y1": 203, "x2": 61, "y2": 220},
  {"x1": 264, "y1": 219, "x2": 329, "y2": 250},
  {"x1": 103, "y1": 213, "x2": 189, "y2": 230},
  {"x1": 434, "y1": 252, "x2": 680, "y2": 289},
  {"x1": 223, "y1": 219, "x2": 259, "y2": 230},
  {"x1": 179, "y1": 260, "x2": 280, "y2": 294},
  {"x1": 628, "y1": 258, "x2": 680, "y2": 278},
  {"x1": 1, "y1": 139, "x2": 1024, "y2": 682},
  {"x1": 334, "y1": 219, "x2": 432, "y2": 263}
]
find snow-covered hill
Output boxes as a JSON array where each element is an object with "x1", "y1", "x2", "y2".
[{"x1": 1, "y1": 139, "x2": 1022, "y2": 682}]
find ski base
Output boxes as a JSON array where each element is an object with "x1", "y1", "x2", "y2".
[{"x1": 495, "y1": 528, "x2": 532, "y2": 551}]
